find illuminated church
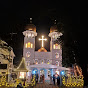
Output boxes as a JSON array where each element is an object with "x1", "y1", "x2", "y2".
[{"x1": 22, "y1": 18, "x2": 69, "y2": 79}]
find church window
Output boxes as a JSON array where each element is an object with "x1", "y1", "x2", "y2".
[
  {"x1": 31, "y1": 44, "x2": 33, "y2": 48},
  {"x1": 47, "y1": 60, "x2": 50, "y2": 64},
  {"x1": 27, "y1": 61, "x2": 30, "y2": 66},
  {"x1": 41, "y1": 60, "x2": 44, "y2": 64},
  {"x1": 26, "y1": 33, "x2": 31, "y2": 38},
  {"x1": 35, "y1": 59, "x2": 38, "y2": 64},
  {"x1": 53, "y1": 44, "x2": 60, "y2": 49},
  {"x1": 28, "y1": 33, "x2": 31, "y2": 37},
  {"x1": 25, "y1": 43, "x2": 28, "y2": 48},
  {"x1": 25, "y1": 42, "x2": 33, "y2": 48},
  {"x1": 26, "y1": 52, "x2": 30, "y2": 57},
  {"x1": 55, "y1": 53, "x2": 59, "y2": 58},
  {"x1": 55, "y1": 61, "x2": 59, "y2": 66},
  {"x1": 28, "y1": 42, "x2": 31, "y2": 48},
  {"x1": 32, "y1": 34, "x2": 34, "y2": 37}
]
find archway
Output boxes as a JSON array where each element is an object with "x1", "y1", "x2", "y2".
[
  {"x1": 32, "y1": 68, "x2": 38, "y2": 75},
  {"x1": 39, "y1": 68, "x2": 47, "y2": 78}
]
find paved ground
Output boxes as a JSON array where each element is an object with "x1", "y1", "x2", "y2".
[{"x1": 33, "y1": 81, "x2": 59, "y2": 88}]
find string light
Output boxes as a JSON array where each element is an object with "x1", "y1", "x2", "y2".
[
  {"x1": 62, "y1": 75, "x2": 84, "y2": 87},
  {"x1": 0, "y1": 73, "x2": 36, "y2": 87}
]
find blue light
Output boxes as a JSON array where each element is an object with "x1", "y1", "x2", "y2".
[
  {"x1": 61, "y1": 71, "x2": 65, "y2": 75},
  {"x1": 33, "y1": 71, "x2": 36, "y2": 74}
]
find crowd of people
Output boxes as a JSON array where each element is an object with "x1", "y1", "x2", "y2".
[
  {"x1": 40, "y1": 74, "x2": 45, "y2": 83},
  {"x1": 49, "y1": 74, "x2": 60, "y2": 87},
  {"x1": 37, "y1": 73, "x2": 60, "y2": 86},
  {"x1": 34, "y1": 73, "x2": 60, "y2": 86},
  {"x1": 16, "y1": 73, "x2": 60, "y2": 88},
  {"x1": 53, "y1": 74, "x2": 60, "y2": 86}
]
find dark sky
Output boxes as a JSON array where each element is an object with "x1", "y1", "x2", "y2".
[{"x1": 0, "y1": 1, "x2": 81, "y2": 65}]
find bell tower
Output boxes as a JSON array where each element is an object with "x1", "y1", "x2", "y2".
[
  {"x1": 23, "y1": 18, "x2": 37, "y2": 67},
  {"x1": 49, "y1": 20, "x2": 63, "y2": 66}
]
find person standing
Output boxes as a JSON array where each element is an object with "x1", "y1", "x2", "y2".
[
  {"x1": 57, "y1": 75, "x2": 60, "y2": 87},
  {"x1": 53, "y1": 74, "x2": 56, "y2": 85},
  {"x1": 50, "y1": 75, "x2": 52, "y2": 84},
  {"x1": 42, "y1": 74, "x2": 45, "y2": 83}
]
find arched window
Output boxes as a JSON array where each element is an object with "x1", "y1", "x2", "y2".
[
  {"x1": 27, "y1": 61, "x2": 30, "y2": 66},
  {"x1": 35, "y1": 59, "x2": 38, "y2": 64},
  {"x1": 25, "y1": 42, "x2": 33, "y2": 48},
  {"x1": 56, "y1": 61, "x2": 59, "y2": 66},
  {"x1": 55, "y1": 53, "x2": 59, "y2": 58},
  {"x1": 47, "y1": 60, "x2": 50, "y2": 64},
  {"x1": 53, "y1": 44, "x2": 60, "y2": 49},
  {"x1": 41, "y1": 60, "x2": 44, "y2": 64},
  {"x1": 26, "y1": 52, "x2": 30, "y2": 57}
]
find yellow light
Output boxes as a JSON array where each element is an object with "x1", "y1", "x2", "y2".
[{"x1": 31, "y1": 43, "x2": 33, "y2": 48}]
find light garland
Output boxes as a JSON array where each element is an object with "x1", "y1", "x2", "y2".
[
  {"x1": 62, "y1": 75, "x2": 84, "y2": 87},
  {"x1": 0, "y1": 73, "x2": 37, "y2": 87}
]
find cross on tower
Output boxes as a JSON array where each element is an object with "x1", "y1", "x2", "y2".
[{"x1": 39, "y1": 36, "x2": 47, "y2": 47}]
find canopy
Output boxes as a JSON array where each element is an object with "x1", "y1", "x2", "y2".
[
  {"x1": 15, "y1": 57, "x2": 28, "y2": 72},
  {"x1": 30, "y1": 63, "x2": 70, "y2": 71}
]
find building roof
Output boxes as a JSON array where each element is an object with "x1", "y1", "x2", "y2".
[
  {"x1": 50, "y1": 25, "x2": 58, "y2": 33},
  {"x1": 15, "y1": 57, "x2": 28, "y2": 72},
  {"x1": 25, "y1": 24, "x2": 36, "y2": 32},
  {"x1": 38, "y1": 47, "x2": 47, "y2": 52}
]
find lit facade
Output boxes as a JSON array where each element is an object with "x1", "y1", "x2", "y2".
[{"x1": 22, "y1": 21, "x2": 69, "y2": 80}]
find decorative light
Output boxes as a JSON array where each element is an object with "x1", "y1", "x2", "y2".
[
  {"x1": 39, "y1": 35, "x2": 47, "y2": 47},
  {"x1": 61, "y1": 71, "x2": 65, "y2": 75}
]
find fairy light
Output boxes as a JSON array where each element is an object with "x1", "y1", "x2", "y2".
[{"x1": 62, "y1": 75, "x2": 84, "y2": 87}]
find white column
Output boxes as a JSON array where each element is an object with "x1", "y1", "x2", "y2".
[
  {"x1": 46, "y1": 69, "x2": 49, "y2": 80},
  {"x1": 37, "y1": 68, "x2": 40, "y2": 82}
]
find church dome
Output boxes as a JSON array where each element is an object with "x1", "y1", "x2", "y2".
[
  {"x1": 50, "y1": 25, "x2": 58, "y2": 33},
  {"x1": 38, "y1": 47, "x2": 47, "y2": 52},
  {"x1": 25, "y1": 24, "x2": 36, "y2": 32}
]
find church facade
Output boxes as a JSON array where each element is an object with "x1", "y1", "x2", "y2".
[{"x1": 22, "y1": 19, "x2": 68, "y2": 79}]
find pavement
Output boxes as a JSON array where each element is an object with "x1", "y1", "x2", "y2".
[{"x1": 33, "y1": 80, "x2": 59, "y2": 88}]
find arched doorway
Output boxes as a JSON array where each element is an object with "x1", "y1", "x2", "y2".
[
  {"x1": 39, "y1": 68, "x2": 47, "y2": 78},
  {"x1": 32, "y1": 68, "x2": 38, "y2": 75}
]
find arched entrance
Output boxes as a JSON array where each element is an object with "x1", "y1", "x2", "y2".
[
  {"x1": 39, "y1": 68, "x2": 47, "y2": 78},
  {"x1": 32, "y1": 68, "x2": 38, "y2": 75}
]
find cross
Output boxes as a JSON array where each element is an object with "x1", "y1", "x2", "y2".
[
  {"x1": 10, "y1": 32, "x2": 17, "y2": 40},
  {"x1": 39, "y1": 36, "x2": 47, "y2": 47}
]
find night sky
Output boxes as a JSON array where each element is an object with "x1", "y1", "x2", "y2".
[{"x1": 0, "y1": 0, "x2": 84, "y2": 84}]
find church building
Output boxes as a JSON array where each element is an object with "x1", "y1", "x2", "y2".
[{"x1": 22, "y1": 18, "x2": 69, "y2": 80}]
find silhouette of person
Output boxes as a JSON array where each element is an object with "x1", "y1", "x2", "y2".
[{"x1": 53, "y1": 74, "x2": 56, "y2": 85}]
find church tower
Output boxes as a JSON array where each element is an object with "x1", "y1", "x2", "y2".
[
  {"x1": 49, "y1": 20, "x2": 63, "y2": 66},
  {"x1": 23, "y1": 18, "x2": 37, "y2": 67}
]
